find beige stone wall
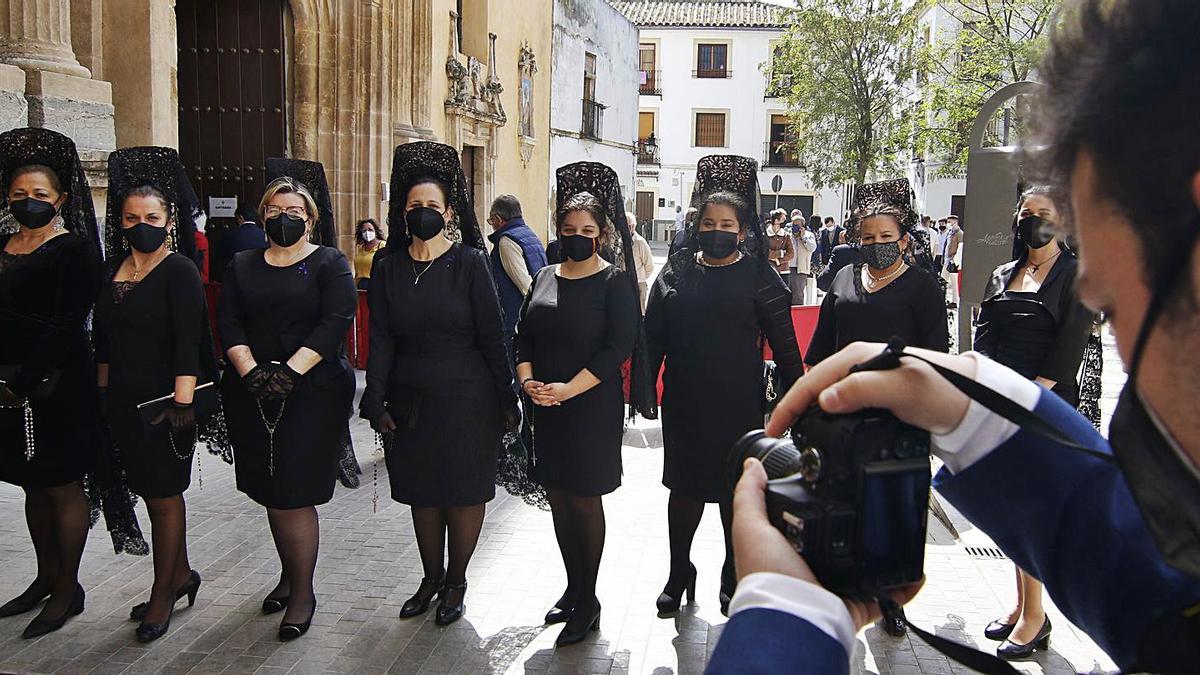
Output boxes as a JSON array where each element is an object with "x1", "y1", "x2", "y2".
[{"x1": 104, "y1": 0, "x2": 178, "y2": 148}]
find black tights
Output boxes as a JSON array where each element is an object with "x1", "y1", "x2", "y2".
[
  {"x1": 142, "y1": 495, "x2": 192, "y2": 624},
  {"x1": 547, "y1": 489, "x2": 606, "y2": 628},
  {"x1": 410, "y1": 505, "x2": 486, "y2": 584},
  {"x1": 19, "y1": 482, "x2": 89, "y2": 621},
  {"x1": 666, "y1": 491, "x2": 736, "y2": 592},
  {"x1": 266, "y1": 506, "x2": 319, "y2": 624}
]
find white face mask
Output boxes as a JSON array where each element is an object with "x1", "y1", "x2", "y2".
[{"x1": 362, "y1": 230, "x2": 376, "y2": 243}]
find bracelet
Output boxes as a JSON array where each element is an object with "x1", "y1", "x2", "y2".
[{"x1": 520, "y1": 377, "x2": 535, "y2": 387}]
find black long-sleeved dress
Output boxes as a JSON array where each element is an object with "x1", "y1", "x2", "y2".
[
  {"x1": 0, "y1": 233, "x2": 102, "y2": 487},
  {"x1": 806, "y1": 264, "x2": 949, "y2": 366},
  {"x1": 646, "y1": 253, "x2": 805, "y2": 502},
  {"x1": 514, "y1": 265, "x2": 639, "y2": 497},
  {"x1": 218, "y1": 246, "x2": 356, "y2": 509},
  {"x1": 95, "y1": 253, "x2": 208, "y2": 498},
  {"x1": 974, "y1": 253, "x2": 1095, "y2": 406},
  {"x1": 359, "y1": 243, "x2": 516, "y2": 507}
]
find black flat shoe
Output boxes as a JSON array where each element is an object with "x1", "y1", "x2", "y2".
[
  {"x1": 0, "y1": 588, "x2": 50, "y2": 618},
  {"x1": 131, "y1": 570, "x2": 202, "y2": 621},
  {"x1": 555, "y1": 600, "x2": 600, "y2": 647},
  {"x1": 399, "y1": 575, "x2": 444, "y2": 619},
  {"x1": 878, "y1": 615, "x2": 907, "y2": 637},
  {"x1": 434, "y1": 581, "x2": 466, "y2": 626},
  {"x1": 279, "y1": 601, "x2": 316, "y2": 641},
  {"x1": 984, "y1": 618, "x2": 1016, "y2": 641},
  {"x1": 656, "y1": 563, "x2": 697, "y2": 617},
  {"x1": 136, "y1": 617, "x2": 171, "y2": 643},
  {"x1": 21, "y1": 584, "x2": 84, "y2": 639},
  {"x1": 262, "y1": 594, "x2": 289, "y2": 615},
  {"x1": 998, "y1": 617, "x2": 1051, "y2": 660}
]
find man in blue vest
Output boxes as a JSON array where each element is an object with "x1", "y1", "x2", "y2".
[{"x1": 487, "y1": 194, "x2": 546, "y2": 352}]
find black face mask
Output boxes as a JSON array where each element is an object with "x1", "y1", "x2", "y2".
[
  {"x1": 10, "y1": 197, "x2": 58, "y2": 229},
  {"x1": 406, "y1": 206, "x2": 446, "y2": 241},
  {"x1": 698, "y1": 230, "x2": 740, "y2": 259},
  {"x1": 860, "y1": 241, "x2": 903, "y2": 270},
  {"x1": 1016, "y1": 215, "x2": 1055, "y2": 250},
  {"x1": 559, "y1": 234, "x2": 598, "y2": 262},
  {"x1": 265, "y1": 213, "x2": 308, "y2": 247},
  {"x1": 1108, "y1": 222, "x2": 1200, "y2": 578},
  {"x1": 123, "y1": 222, "x2": 168, "y2": 253}
]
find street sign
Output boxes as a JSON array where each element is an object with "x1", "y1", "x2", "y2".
[{"x1": 771, "y1": 175, "x2": 783, "y2": 193}]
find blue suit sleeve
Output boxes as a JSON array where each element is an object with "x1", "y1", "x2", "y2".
[
  {"x1": 933, "y1": 391, "x2": 1200, "y2": 671},
  {"x1": 706, "y1": 608, "x2": 849, "y2": 675}
]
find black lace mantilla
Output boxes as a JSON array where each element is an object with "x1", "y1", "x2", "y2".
[
  {"x1": 387, "y1": 141, "x2": 484, "y2": 250},
  {"x1": 266, "y1": 157, "x2": 337, "y2": 248},
  {"x1": 105, "y1": 146, "x2": 199, "y2": 262},
  {"x1": 0, "y1": 127, "x2": 101, "y2": 254},
  {"x1": 1077, "y1": 324, "x2": 1104, "y2": 431},
  {"x1": 681, "y1": 155, "x2": 768, "y2": 263},
  {"x1": 850, "y1": 178, "x2": 920, "y2": 235}
]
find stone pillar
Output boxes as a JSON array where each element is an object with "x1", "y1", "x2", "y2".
[
  {"x1": 392, "y1": 0, "x2": 416, "y2": 142},
  {"x1": 0, "y1": 0, "x2": 90, "y2": 78},
  {"x1": 0, "y1": 62, "x2": 25, "y2": 130},
  {"x1": 410, "y1": 0, "x2": 433, "y2": 138}
]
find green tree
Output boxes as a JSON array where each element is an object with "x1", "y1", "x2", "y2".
[
  {"x1": 917, "y1": 0, "x2": 1056, "y2": 176},
  {"x1": 769, "y1": 0, "x2": 921, "y2": 188}
]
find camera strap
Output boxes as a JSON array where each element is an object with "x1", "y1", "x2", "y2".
[{"x1": 878, "y1": 599, "x2": 1023, "y2": 675}]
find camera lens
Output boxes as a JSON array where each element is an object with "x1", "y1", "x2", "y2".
[{"x1": 733, "y1": 430, "x2": 803, "y2": 480}]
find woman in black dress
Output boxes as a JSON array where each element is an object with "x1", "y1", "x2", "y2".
[
  {"x1": 645, "y1": 155, "x2": 805, "y2": 618},
  {"x1": 94, "y1": 147, "x2": 214, "y2": 642},
  {"x1": 806, "y1": 179, "x2": 949, "y2": 366},
  {"x1": 360, "y1": 142, "x2": 518, "y2": 626},
  {"x1": 973, "y1": 187, "x2": 1096, "y2": 659},
  {"x1": 514, "y1": 162, "x2": 655, "y2": 647},
  {"x1": 218, "y1": 175, "x2": 356, "y2": 641},
  {"x1": 0, "y1": 128, "x2": 106, "y2": 638}
]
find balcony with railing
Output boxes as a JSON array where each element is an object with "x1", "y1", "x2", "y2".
[
  {"x1": 636, "y1": 139, "x2": 660, "y2": 165},
  {"x1": 639, "y1": 70, "x2": 661, "y2": 96},
  {"x1": 764, "y1": 140, "x2": 802, "y2": 168},
  {"x1": 765, "y1": 73, "x2": 794, "y2": 98},
  {"x1": 693, "y1": 68, "x2": 732, "y2": 79},
  {"x1": 581, "y1": 99, "x2": 606, "y2": 140}
]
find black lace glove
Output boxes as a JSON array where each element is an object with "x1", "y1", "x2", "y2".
[
  {"x1": 153, "y1": 400, "x2": 197, "y2": 431},
  {"x1": 261, "y1": 364, "x2": 299, "y2": 402},
  {"x1": 243, "y1": 365, "x2": 273, "y2": 400},
  {"x1": 371, "y1": 411, "x2": 397, "y2": 433},
  {"x1": 502, "y1": 404, "x2": 521, "y2": 434},
  {"x1": 0, "y1": 383, "x2": 23, "y2": 407}
]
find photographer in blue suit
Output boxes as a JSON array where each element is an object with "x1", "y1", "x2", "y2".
[{"x1": 708, "y1": 1, "x2": 1200, "y2": 673}]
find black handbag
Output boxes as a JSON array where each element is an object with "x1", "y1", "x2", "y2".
[
  {"x1": 0, "y1": 365, "x2": 61, "y2": 399},
  {"x1": 136, "y1": 381, "x2": 218, "y2": 434}
]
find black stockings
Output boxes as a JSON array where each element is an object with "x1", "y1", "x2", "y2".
[
  {"x1": 143, "y1": 495, "x2": 191, "y2": 624},
  {"x1": 21, "y1": 482, "x2": 89, "y2": 621},
  {"x1": 547, "y1": 489, "x2": 606, "y2": 627},
  {"x1": 666, "y1": 491, "x2": 736, "y2": 592},
  {"x1": 410, "y1": 505, "x2": 486, "y2": 584},
  {"x1": 266, "y1": 506, "x2": 319, "y2": 624}
]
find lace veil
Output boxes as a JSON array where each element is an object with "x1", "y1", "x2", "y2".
[
  {"x1": 0, "y1": 127, "x2": 100, "y2": 253},
  {"x1": 105, "y1": 147, "x2": 199, "y2": 263},
  {"x1": 387, "y1": 141, "x2": 484, "y2": 250}
]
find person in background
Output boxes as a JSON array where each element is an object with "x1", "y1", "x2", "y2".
[
  {"x1": 765, "y1": 209, "x2": 794, "y2": 289},
  {"x1": 223, "y1": 201, "x2": 267, "y2": 255},
  {"x1": 934, "y1": 217, "x2": 949, "y2": 272},
  {"x1": 545, "y1": 236, "x2": 561, "y2": 265},
  {"x1": 625, "y1": 211, "x2": 655, "y2": 311},
  {"x1": 668, "y1": 207, "x2": 698, "y2": 256},
  {"x1": 943, "y1": 214, "x2": 963, "y2": 308},
  {"x1": 816, "y1": 220, "x2": 861, "y2": 293},
  {"x1": 192, "y1": 207, "x2": 210, "y2": 283},
  {"x1": 353, "y1": 218, "x2": 386, "y2": 290},
  {"x1": 488, "y1": 195, "x2": 547, "y2": 347},
  {"x1": 673, "y1": 204, "x2": 685, "y2": 237},
  {"x1": 790, "y1": 212, "x2": 817, "y2": 305}
]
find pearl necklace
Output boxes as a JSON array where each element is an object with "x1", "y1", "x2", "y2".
[
  {"x1": 695, "y1": 251, "x2": 743, "y2": 268},
  {"x1": 864, "y1": 263, "x2": 904, "y2": 290}
]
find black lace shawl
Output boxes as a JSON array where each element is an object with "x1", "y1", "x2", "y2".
[
  {"x1": 673, "y1": 155, "x2": 769, "y2": 263},
  {"x1": 387, "y1": 141, "x2": 485, "y2": 250},
  {"x1": 266, "y1": 157, "x2": 337, "y2": 247},
  {"x1": 556, "y1": 161, "x2": 658, "y2": 420}
]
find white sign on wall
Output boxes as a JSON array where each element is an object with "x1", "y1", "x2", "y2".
[{"x1": 209, "y1": 197, "x2": 237, "y2": 218}]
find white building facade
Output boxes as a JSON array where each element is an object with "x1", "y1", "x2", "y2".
[
  {"x1": 549, "y1": 0, "x2": 640, "y2": 225},
  {"x1": 614, "y1": 0, "x2": 845, "y2": 242}
]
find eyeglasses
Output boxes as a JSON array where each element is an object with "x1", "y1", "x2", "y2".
[{"x1": 264, "y1": 205, "x2": 308, "y2": 219}]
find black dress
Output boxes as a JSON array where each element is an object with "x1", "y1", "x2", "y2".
[
  {"x1": 974, "y1": 253, "x2": 1095, "y2": 406},
  {"x1": 218, "y1": 247, "x2": 356, "y2": 509},
  {"x1": 806, "y1": 263, "x2": 949, "y2": 366},
  {"x1": 0, "y1": 233, "x2": 101, "y2": 487},
  {"x1": 359, "y1": 243, "x2": 516, "y2": 507},
  {"x1": 646, "y1": 253, "x2": 805, "y2": 502},
  {"x1": 514, "y1": 265, "x2": 639, "y2": 497},
  {"x1": 94, "y1": 253, "x2": 207, "y2": 499}
]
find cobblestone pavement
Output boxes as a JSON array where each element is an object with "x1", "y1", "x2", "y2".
[{"x1": 0, "y1": 251, "x2": 1125, "y2": 674}]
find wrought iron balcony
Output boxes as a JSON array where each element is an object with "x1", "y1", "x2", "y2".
[
  {"x1": 764, "y1": 140, "x2": 802, "y2": 168},
  {"x1": 636, "y1": 139, "x2": 660, "y2": 165},
  {"x1": 639, "y1": 70, "x2": 662, "y2": 96},
  {"x1": 581, "y1": 99, "x2": 606, "y2": 140},
  {"x1": 693, "y1": 68, "x2": 732, "y2": 79}
]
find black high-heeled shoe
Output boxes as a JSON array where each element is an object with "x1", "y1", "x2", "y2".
[
  {"x1": 130, "y1": 570, "x2": 202, "y2": 621},
  {"x1": 279, "y1": 600, "x2": 317, "y2": 641},
  {"x1": 399, "y1": 575, "x2": 444, "y2": 619},
  {"x1": 435, "y1": 581, "x2": 467, "y2": 626},
  {"x1": 555, "y1": 599, "x2": 601, "y2": 647},
  {"x1": 544, "y1": 588, "x2": 576, "y2": 625},
  {"x1": 0, "y1": 587, "x2": 50, "y2": 618},
  {"x1": 136, "y1": 615, "x2": 171, "y2": 643},
  {"x1": 997, "y1": 616, "x2": 1052, "y2": 660},
  {"x1": 984, "y1": 618, "x2": 1016, "y2": 641},
  {"x1": 21, "y1": 584, "x2": 85, "y2": 639},
  {"x1": 262, "y1": 593, "x2": 289, "y2": 615},
  {"x1": 656, "y1": 563, "x2": 698, "y2": 617}
]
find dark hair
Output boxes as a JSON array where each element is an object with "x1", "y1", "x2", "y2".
[
  {"x1": 824, "y1": 216, "x2": 835, "y2": 224},
  {"x1": 808, "y1": 215, "x2": 822, "y2": 230},
  {"x1": 696, "y1": 190, "x2": 753, "y2": 230},
  {"x1": 9, "y1": 164, "x2": 63, "y2": 195},
  {"x1": 768, "y1": 208, "x2": 787, "y2": 223},
  {"x1": 355, "y1": 218, "x2": 384, "y2": 244},
  {"x1": 555, "y1": 192, "x2": 609, "y2": 241},
  {"x1": 403, "y1": 175, "x2": 451, "y2": 208},
  {"x1": 123, "y1": 184, "x2": 174, "y2": 220},
  {"x1": 1031, "y1": 0, "x2": 1200, "y2": 296},
  {"x1": 490, "y1": 193, "x2": 522, "y2": 221},
  {"x1": 236, "y1": 201, "x2": 257, "y2": 222}
]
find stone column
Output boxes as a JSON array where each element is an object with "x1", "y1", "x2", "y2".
[
  {"x1": 0, "y1": 0, "x2": 90, "y2": 77},
  {"x1": 410, "y1": 0, "x2": 433, "y2": 138},
  {"x1": 392, "y1": 0, "x2": 417, "y2": 142}
]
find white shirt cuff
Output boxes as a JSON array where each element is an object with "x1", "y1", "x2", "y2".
[
  {"x1": 931, "y1": 352, "x2": 1042, "y2": 474},
  {"x1": 729, "y1": 572, "x2": 856, "y2": 658}
]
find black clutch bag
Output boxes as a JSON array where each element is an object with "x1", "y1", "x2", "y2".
[
  {"x1": 136, "y1": 381, "x2": 218, "y2": 433},
  {"x1": 0, "y1": 365, "x2": 61, "y2": 399}
]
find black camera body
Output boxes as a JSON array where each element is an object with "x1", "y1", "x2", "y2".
[{"x1": 734, "y1": 407, "x2": 931, "y2": 597}]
